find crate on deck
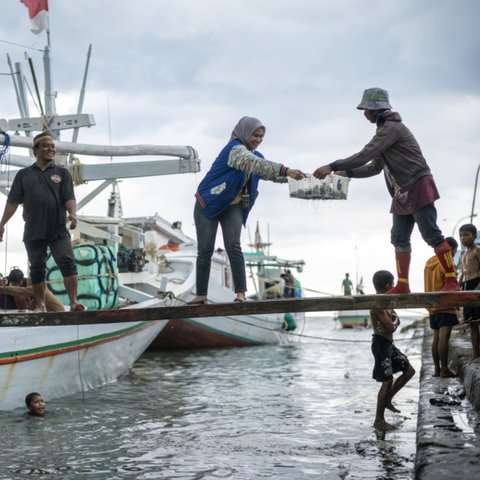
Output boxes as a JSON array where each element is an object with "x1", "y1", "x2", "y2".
[{"x1": 288, "y1": 174, "x2": 349, "y2": 200}]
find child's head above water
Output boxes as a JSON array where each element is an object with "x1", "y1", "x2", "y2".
[{"x1": 25, "y1": 392, "x2": 46, "y2": 417}]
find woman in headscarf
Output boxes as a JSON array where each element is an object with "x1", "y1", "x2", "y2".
[{"x1": 191, "y1": 116, "x2": 305, "y2": 304}]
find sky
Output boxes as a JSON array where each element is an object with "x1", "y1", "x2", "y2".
[{"x1": 0, "y1": 0, "x2": 479, "y2": 299}]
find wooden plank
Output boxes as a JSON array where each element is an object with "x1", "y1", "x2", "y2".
[{"x1": 1, "y1": 291, "x2": 479, "y2": 327}]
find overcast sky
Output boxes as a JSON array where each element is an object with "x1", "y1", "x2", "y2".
[{"x1": 0, "y1": 0, "x2": 479, "y2": 298}]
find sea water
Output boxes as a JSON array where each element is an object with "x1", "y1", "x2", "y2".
[{"x1": 0, "y1": 317, "x2": 422, "y2": 479}]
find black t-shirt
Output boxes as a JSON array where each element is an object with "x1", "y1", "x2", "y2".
[{"x1": 8, "y1": 162, "x2": 75, "y2": 241}]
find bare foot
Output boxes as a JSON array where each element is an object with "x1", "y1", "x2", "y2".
[
  {"x1": 472, "y1": 356, "x2": 480, "y2": 363},
  {"x1": 373, "y1": 420, "x2": 396, "y2": 431},
  {"x1": 386, "y1": 402, "x2": 401, "y2": 413},
  {"x1": 33, "y1": 306, "x2": 47, "y2": 313},
  {"x1": 440, "y1": 369, "x2": 458, "y2": 378},
  {"x1": 70, "y1": 303, "x2": 86, "y2": 312}
]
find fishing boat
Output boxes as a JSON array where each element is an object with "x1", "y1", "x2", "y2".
[
  {"x1": 0, "y1": 23, "x2": 200, "y2": 408},
  {"x1": 334, "y1": 276, "x2": 371, "y2": 328},
  {"x1": 334, "y1": 309, "x2": 370, "y2": 328}
]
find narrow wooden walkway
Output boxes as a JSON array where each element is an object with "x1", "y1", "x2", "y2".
[{"x1": 1, "y1": 291, "x2": 479, "y2": 327}]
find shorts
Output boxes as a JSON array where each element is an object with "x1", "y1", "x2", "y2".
[
  {"x1": 371, "y1": 334, "x2": 410, "y2": 382},
  {"x1": 462, "y1": 278, "x2": 480, "y2": 323},
  {"x1": 25, "y1": 233, "x2": 77, "y2": 284},
  {"x1": 429, "y1": 312, "x2": 459, "y2": 330}
]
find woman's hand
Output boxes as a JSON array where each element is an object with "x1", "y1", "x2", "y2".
[
  {"x1": 287, "y1": 169, "x2": 306, "y2": 180},
  {"x1": 313, "y1": 165, "x2": 332, "y2": 179}
]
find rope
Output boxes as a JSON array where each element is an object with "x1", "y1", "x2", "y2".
[
  {"x1": 0, "y1": 132, "x2": 10, "y2": 174},
  {"x1": 23, "y1": 75, "x2": 52, "y2": 134},
  {"x1": 283, "y1": 329, "x2": 433, "y2": 344},
  {"x1": 0, "y1": 38, "x2": 43, "y2": 52},
  {"x1": 0, "y1": 132, "x2": 11, "y2": 309},
  {"x1": 69, "y1": 157, "x2": 84, "y2": 186},
  {"x1": 76, "y1": 324, "x2": 86, "y2": 404}
]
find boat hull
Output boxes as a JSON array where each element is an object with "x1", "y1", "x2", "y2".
[
  {"x1": 150, "y1": 312, "x2": 303, "y2": 350},
  {"x1": 0, "y1": 320, "x2": 167, "y2": 410},
  {"x1": 335, "y1": 310, "x2": 370, "y2": 329}
]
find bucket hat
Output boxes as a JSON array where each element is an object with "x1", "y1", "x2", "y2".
[{"x1": 357, "y1": 88, "x2": 392, "y2": 110}]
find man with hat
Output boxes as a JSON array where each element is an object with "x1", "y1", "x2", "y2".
[
  {"x1": 313, "y1": 88, "x2": 458, "y2": 294},
  {"x1": 0, "y1": 132, "x2": 85, "y2": 312}
]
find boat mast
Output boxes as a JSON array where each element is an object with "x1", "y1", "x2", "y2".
[
  {"x1": 43, "y1": 24, "x2": 56, "y2": 126},
  {"x1": 71, "y1": 44, "x2": 92, "y2": 146}
]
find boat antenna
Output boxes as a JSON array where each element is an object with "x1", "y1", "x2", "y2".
[
  {"x1": 71, "y1": 44, "x2": 92, "y2": 144},
  {"x1": 27, "y1": 55, "x2": 44, "y2": 118},
  {"x1": 43, "y1": 45, "x2": 56, "y2": 130},
  {"x1": 267, "y1": 223, "x2": 270, "y2": 256}
]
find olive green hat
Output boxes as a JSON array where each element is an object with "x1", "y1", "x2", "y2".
[{"x1": 357, "y1": 88, "x2": 392, "y2": 110}]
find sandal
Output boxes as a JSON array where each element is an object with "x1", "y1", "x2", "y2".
[
  {"x1": 233, "y1": 297, "x2": 246, "y2": 303},
  {"x1": 187, "y1": 297, "x2": 208, "y2": 305}
]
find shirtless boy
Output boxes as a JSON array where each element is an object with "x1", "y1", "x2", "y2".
[
  {"x1": 370, "y1": 270, "x2": 415, "y2": 430},
  {"x1": 459, "y1": 224, "x2": 480, "y2": 361}
]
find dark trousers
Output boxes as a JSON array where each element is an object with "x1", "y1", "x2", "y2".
[{"x1": 194, "y1": 201, "x2": 246, "y2": 295}]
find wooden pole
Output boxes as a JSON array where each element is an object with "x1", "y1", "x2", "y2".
[{"x1": 1, "y1": 292, "x2": 479, "y2": 327}]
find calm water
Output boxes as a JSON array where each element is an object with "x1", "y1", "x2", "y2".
[{"x1": 0, "y1": 317, "x2": 422, "y2": 479}]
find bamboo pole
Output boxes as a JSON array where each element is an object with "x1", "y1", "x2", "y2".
[{"x1": 1, "y1": 292, "x2": 479, "y2": 327}]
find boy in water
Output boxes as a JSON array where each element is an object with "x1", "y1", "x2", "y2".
[
  {"x1": 370, "y1": 270, "x2": 415, "y2": 431},
  {"x1": 459, "y1": 224, "x2": 480, "y2": 361},
  {"x1": 25, "y1": 392, "x2": 46, "y2": 417}
]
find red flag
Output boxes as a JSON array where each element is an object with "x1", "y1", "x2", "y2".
[{"x1": 21, "y1": 0, "x2": 49, "y2": 34}]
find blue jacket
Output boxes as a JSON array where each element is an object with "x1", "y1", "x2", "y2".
[{"x1": 195, "y1": 140, "x2": 262, "y2": 223}]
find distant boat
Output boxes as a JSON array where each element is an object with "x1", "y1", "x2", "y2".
[
  {"x1": 335, "y1": 275, "x2": 370, "y2": 328},
  {"x1": 334, "y1": 309, "x2": 370, "y2": 328}
]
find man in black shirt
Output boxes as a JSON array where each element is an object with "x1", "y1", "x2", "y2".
[{"x1": 0, "y1": 132, "x2": 85, "y2": 312}]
